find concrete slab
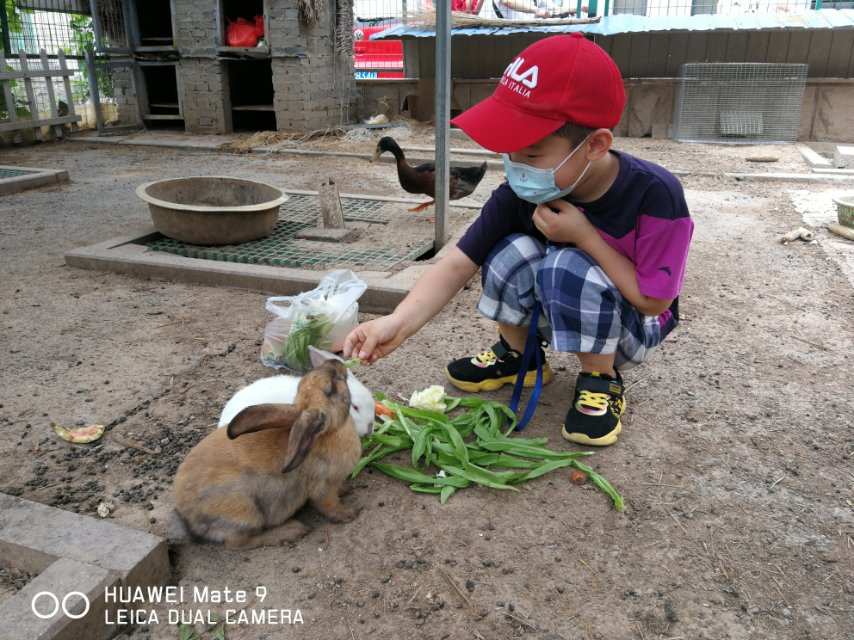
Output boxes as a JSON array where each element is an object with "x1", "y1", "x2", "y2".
[
  {"x1": 0, "y1": 494, "x2": 169, "y2": 640},
  {"x1": 0, "y1": 494, "x2": 169, "y2": 588},
  {"x1": 0, "y1": 165, "x2": 69, "y2": 196},
  {"x1": 834, "y1": 144, "x2": 854, "y2": 168},
  {"x1": 796, "y1": 144, "x2": 832, "y2": 168},
  {"x1": 0, "y1": 558, "x2": 120, "y2": 640},
  {"x1": 64, "y1": 227, "x2": 424, "y2": 314}
]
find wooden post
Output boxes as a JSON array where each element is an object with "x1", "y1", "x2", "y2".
[
  {"x1": 17, "y1": 51, "x2": 43, "y2": 142},
  {"x1": 318, "y1": 177, "x2": 346, "y2": 229},
  {"x1": 57, "y1": 50, "x2": 78, "y2": 131},
  {"x1": 39, "y1": 49, "x2": 63, "y2": 139}
]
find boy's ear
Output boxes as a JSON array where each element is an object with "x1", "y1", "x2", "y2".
[{"x1": 587, "y1": 129, "x2": 614, "y2": 161}]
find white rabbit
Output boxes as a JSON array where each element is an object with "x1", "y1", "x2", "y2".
[{"x1": 218, "y1": 347, "x2": 375, "y2": 437}]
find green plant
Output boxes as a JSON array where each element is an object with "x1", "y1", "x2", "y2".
[
  {"x1": 4, "y1": 0, "x2": 29, "y2": 34},
  {"x1": 353, "y1": 394, "x2": 624, "y2": 510},
  {"x1": 65, "y1": 15, "x2": 113, "y2": 101}
]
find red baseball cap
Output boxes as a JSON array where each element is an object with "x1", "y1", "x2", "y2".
[{"x1": 451, "y1": 34, "x2": 625, "y2": 152}]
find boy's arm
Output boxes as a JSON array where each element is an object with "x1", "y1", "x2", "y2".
[
  {"x1": 575, "y1": 233, "x2": 673, "y2": 316},
  {"x1": 343, "y1": 247, "x2": 478, "y2": 362},
  {"x1": 533, "y1": 202, "x2": 674, "y2": 317}
]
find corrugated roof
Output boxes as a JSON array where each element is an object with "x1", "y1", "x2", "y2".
[{"x1": 371, "y1": 8, "x2": 854, "y2": 38}]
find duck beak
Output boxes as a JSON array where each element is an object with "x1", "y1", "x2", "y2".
[{"x1": 370, "y1": 148, "x2": 380, "y2": 163}]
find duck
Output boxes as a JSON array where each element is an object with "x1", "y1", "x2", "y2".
[{"x1": 372, "y1": 137, "x2": 487, "y2": 212}]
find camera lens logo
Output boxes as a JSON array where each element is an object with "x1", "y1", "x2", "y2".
[{"x1": 31, "y1": 591, "x2": 90, "y2": 620}]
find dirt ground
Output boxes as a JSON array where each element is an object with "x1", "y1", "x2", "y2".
[{"x1": 1, "y1": 138, "x2": 852, "y2": 640}]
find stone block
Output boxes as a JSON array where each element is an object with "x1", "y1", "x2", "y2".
[
  {"x1": 0, "y1": 494, "x2": 169, "y2": 589},
  {"x1": 0, "y1": 558, "x2": 121, "y2": 640}
]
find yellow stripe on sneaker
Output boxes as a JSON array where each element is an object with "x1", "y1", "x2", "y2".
[
  {"x1": 445, "y1": 364, "x2": 554, "y2": 393},
  {"x1": 560, "y1": 420, "x2": 622, "y2": 447}
]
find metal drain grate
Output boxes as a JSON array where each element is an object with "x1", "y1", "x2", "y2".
[
  {"x1": 282, "y1": 193, "x2": 391, "y2": 224},
  {"x1": 0, "y1": 168, "x2": 38, "y2": 179},
  {"x1": 145, "y1": 224, "x2": 431, "y2": 269}
]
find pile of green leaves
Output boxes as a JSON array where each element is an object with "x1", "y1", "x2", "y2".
[{"x1": 352, "y1": 394, "x2": 624, "y2": 510}]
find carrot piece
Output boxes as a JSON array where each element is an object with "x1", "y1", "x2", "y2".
[{"x1": 375, "y1": 401, "x2": 395, "y2": 418}]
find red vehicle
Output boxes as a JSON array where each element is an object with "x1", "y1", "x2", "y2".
[{"x1": 353, "y1": 22, "x2": 404, "y2": 79}]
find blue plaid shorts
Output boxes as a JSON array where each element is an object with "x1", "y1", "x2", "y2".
[{"x1": 477, "y1": 234, "x2": 677, "y2": 370}]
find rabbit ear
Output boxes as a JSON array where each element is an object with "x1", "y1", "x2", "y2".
[
  {"x1": 309, "y1": 346, "x2": 344, "y2": 369},
  {"x1": 226, "y1": 403, "x2": 301, "y2": 440},
  {"x1": 281, "y1": 409, "x2": 327, "y2": 473}
]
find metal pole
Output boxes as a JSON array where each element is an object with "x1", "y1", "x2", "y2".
[
  {"x1": 85, "y1": 48, "x2": 105, "y2": 134},
  {"x1": 433, "y1": 0, "x2": 451, "y2": 251}
]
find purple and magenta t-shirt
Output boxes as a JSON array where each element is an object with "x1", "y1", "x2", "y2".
[{"x1": 457, "y1": 150, "x2": 693, "y2": 320}]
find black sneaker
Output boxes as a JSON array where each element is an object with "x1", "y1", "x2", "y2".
[
  {"x1": 561, "y1": 370, "x2": 626, "y2": 446},
  {"x1": 445, "y1": 334, "x2": 554, "y2": 393}
]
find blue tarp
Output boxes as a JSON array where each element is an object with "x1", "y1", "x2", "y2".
[{"x1": 371, "y1": 8, "x2": 854, "y2": 39}]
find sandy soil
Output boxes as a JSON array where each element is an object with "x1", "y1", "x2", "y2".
[{"x1": 0, "y1": 140, "x2": 852, "y2": 640}]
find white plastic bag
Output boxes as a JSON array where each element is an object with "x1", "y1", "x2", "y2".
[{"x1": 260, "y1": 270, "x2": 367, "y2": 372}]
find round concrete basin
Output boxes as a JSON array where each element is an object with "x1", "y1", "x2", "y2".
[{"x1": 136, "y1": 176, "x2": 288, "y2": 246}]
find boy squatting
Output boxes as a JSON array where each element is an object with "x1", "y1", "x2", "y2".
[{"x1": 344, "y1": 34, "x2": 694, "y2": 447}]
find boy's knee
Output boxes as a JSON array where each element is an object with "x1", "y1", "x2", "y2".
[
  {"x1": 541, "y1": 246, "x2": 596, "y2": 273},
  {"x1": 486, "y1": 234, "x2": 544, "y2": 265},
  {"x1": 536, "y1": 247, "x2": 620, "y2": 306},
  {"x1": 482, "y1": 233, "x2": 545, "y2": 285}
]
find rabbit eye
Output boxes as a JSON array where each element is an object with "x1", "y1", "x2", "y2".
[{"x1": 353, "y1": 405, "x2": 361, "y2": 414}]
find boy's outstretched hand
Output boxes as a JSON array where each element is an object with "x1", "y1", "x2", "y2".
[
  {"x1": 343, "y1": 314, "x2": 408, "y2": 364},
  {"x1": 533, "y1": 199, "x2": 598, "y2": 247}
]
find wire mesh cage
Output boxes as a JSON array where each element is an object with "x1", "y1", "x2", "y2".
[{"x1": 672, "y1": 63, "x2": 809, "y2": 144}]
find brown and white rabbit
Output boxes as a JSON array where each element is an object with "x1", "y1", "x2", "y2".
[{"x1": 173, "y1": 351, "x2": 362, "y2": 549}]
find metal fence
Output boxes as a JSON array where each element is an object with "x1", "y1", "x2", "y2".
[
  {"x1": 672, "y1": 63, "x2": 808, "y2": 143},
  {"x1": 1, "y1": 0, "x2": 117, "y2": 130},
  {"x1": 354, "y1": 0, "x2": 827, "y2": 20}
]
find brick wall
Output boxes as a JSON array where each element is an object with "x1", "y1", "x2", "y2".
[
  {"x1": 106, "y1": 0, "x2": 354, "y2": 134},
  {"x1": 111, "y1": 65, "x2": 139, "y2": 126},
  {"x1": 179, "y1": 59, "x2": 231, "y2": 133},
  {"x1": 267, "y1": 0, "x2": 355, "y2": 132}
]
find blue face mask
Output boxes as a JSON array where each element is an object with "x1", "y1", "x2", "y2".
[{"x1": 502, "y1": 136, "x2": 591, "y2": 205}]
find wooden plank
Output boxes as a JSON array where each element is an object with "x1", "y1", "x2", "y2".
[
  {"x1": 666, "y1": 33, "x2": 690, "y2": 76},
  {"x1": 705, "y1": 32, "x2": 728, "y2": 62},
  {"x1": 0, "y1": 50, "x2": 16, "y2": 122},
  {"x1": 848, "y1": 32, "x2": 854, "y2": 79},
  {"x1": 745, "y1": 31, "x2": 770, "y2": 62},
  {"x1": 628, "y1": 33, "x2": 652, "y2": 77},
  {"x1": 0, "y1": 114, "x2": 80, "y2": 133},
  {"x1": 685, "y1": 32, "x2": 708, "y2": 63},
  {"x1": 786, "y1": 31, "x2": 811, "y2": 66},
  {"x1": 807, "y1": 29, "x2": 833, "y2": 77},
  {"x1": 645, "y1": 32, "x2": 670, "y2": 77},
  {"x1": 0, "y1": 69, "x2": 73, "y2": 80},
  {"x1": 38, "y1": 49, "x2": 59, "y2": 118},
  {"x1": 595, "y1": 35, "x2": 613, "y2": 57},
  {"x1": 57, "y1": 51, "x2": 77, "y2": 118},
  {"x1": 726, "y1": 32, "x2": 749, "y2": 62},
  {"x1": 609, "y1": 34, "x2": 631, "y2": 77},
  {"x1": 827, "y1": 31, "x2": 854, "y2": 78},
  {"x1": 766, "y1": 31, "x2": 790, "y2": 64},
  {"x1": 39, "y1": 49, "x2": 63, "y2": 139},
  {"x1": 17, "y1": 51, "x2": 43, "y2": 141}
]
